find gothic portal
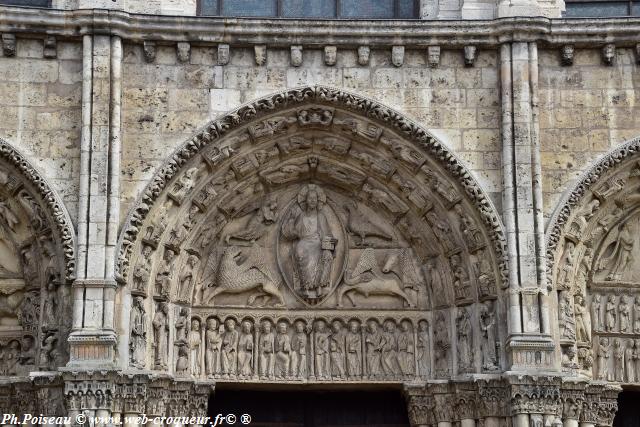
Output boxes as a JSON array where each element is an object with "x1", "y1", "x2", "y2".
[{"x1": 118, "y1": 87, "x2": 507, "y2": 387}]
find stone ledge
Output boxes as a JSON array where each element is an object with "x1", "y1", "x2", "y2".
[{"x1": 0, "y1": 6, "x2": 640, "y2": 46}]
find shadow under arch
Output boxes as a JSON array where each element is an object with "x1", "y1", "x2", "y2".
[
  {"x1": 545, "y1": 135, "x2": 640, "y2": 383},
  {"x1": 116, "y1": 85, "x2": 510, "y2": 382}
]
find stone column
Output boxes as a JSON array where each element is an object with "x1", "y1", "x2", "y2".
[
  {"x1": 67, "y1": 32, "x2": 122, "y2": 369},
  {"x1": 501, "y1": 41, "x2": 555, "y2": 371}
]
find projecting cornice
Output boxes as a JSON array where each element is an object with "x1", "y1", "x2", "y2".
[{"x1": 1, "y1": 5, "x2": 640, "y2": 47}]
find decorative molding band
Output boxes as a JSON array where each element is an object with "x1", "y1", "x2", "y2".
[
  {"x1": 545, "y1": 136, "x2": 640, "y2": 285},
  {"x1": 1, "y1": 6, "x2": 640, "y2": 47},
  {"x1": 0, "y1": 139, "x2": 76, "y2": 280},
  {"x1": 116, "y1": 85, "x2": 509, "y2": 289}
]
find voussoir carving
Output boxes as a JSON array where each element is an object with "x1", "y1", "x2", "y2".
[
  {"x1": 548, "y1": 136, "x2": 640, "y2": 383},
  {"x1": 0, "y1": 139, "x2": 76, "y2": 376},
  {"x1": 117, "y1": 86, "x2": 508, "y2": 382}
]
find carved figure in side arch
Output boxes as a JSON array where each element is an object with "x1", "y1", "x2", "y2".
[
  {"x1": 18, "y1": 191, "x2": 46, "y2": 231},
  {"x1": 132, "y1": 245, "x2": 152, "y2": 293},
  {"x1": 605, "y1": 295, "x2": 617, "y2": 332},
  {"x1": 614, "y1": 338, "x2": 624, "y2": 382},
  {"x1": 592, "y1": 293, "x2": 602, "y2": 332},
  {"x1": 417, "y1": 320, "x2": 430, "y2": 378},
  {"x1": 259, "y1": 320, "x2": 275, "y2": 379},
  {"x1": 619, "y1": 295, "x2": 631, "y2": 333},
  {"x1": 634, "y1": 339, "x2": 640, "y2": 381},
  {"x1": 634, "y1": 296, "x2": 640, "y2": 334},
  {"x1": 345, "y1": 320, "x2": 362, "y2": 378},
  {"x1": 169, "y1": 167, "x2": 199, "y2": 204},
  {"x1": 397, "y1": 321, "x2": 415, "y2": 377},
  {"x1": 129, "y1": 296, "x2": 146, "y2": 369},
  {"x1": 479, "y1": 301, "x2": 499, "y2": 371},
  {"x1": 274, "y1": 321, "x2": 291, "y2": 379},
  {"x1": 433, "y1": 312, "x2": 450, "y2": 377},
  {"x1": 599, "y1": 222, "x2": 634, "y2": 281},
  {"x1": 453, "y1": 203, "x2": 483, "y2": 249},
  {"x1": 152, "y1": 303, "x2": 169, "y2": 370},
  {"x1": 556, "y1": 241, "x2": 576, "y2": 289},
  {"x1": 203, "y1": 246, "x2": 285, "y2": 307},
  {"x1": 0, "y1": 198, "x2": 19, "y2": 232},
  {"x1": 570, "y1": 199, "x2": 600, "y2": 236},
  {"x1": 314, "y1": 320, "x2": 330, "y2": 379},
  {"x1": 597, "y1": 337, "x2": 610, "y2": 380},
  {"x1": 178, "y1": 254, "x2": 200, "y2": 302},
  {"x1": 425, "y1": 212, "x2": 456, "y2": 253},
  {"x1": 224, "y1": 195, "x2": 278, "y2": 245},
  {"x1": 574, "y1": 294, "x2": 591, "y2": 343},
  {"x1": 205, "y1": 318, "x2": 223, "y2": 377},
  {"x1": 291, "y1": 321, "x2": 308, "y2": 379},
  {"x1": 625, "y1": 339, "x2": 635, "y2": 383},
  {"x1": 342, "y1": 202, "x2": 392, "y2": 246},
  {"x1": 456, "y1": 308, "x2": 473, "y2": 373},
  {"x1": 423, "y1": 256, "x2": 448, "y2": 307},
  {"x1": 559, "y1": 291, "x2": 576, "y2": 341},
  {"x1": 238, "y1": 320, "x2": 254, "y2": 378},
  {"x1": 329, "y1": 320, "x2": 347, "y2": 379},
  {"x1": 188, "y1": 318, "x2": 202, "y2": 376},
  {"x1": 365, "y1": 320, "x2": 384, "y2": 378},
  {"x1": 337, "y1": 248, "x2": 415, "y2": 308},
  {"x1": 381, "y1": 320, "x2": 400, "y2": 377},
  {"x1": 221, "y1": 319, "x2": 239, "y2": 377}
]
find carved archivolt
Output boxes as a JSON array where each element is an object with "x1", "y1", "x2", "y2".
[
  {"x1": 0, "y1": 139, "x2": 76, "y2": 375},
  {"x1": 547, "y1": 136, "x2": 640, "y2": 383},
  {"x1": 117, "y1": 86, "x2": 508, "y2": 382}
]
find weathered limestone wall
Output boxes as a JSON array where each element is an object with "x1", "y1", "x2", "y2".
[
  {"x1": 120, "y1": 44, "x2": 502, "y2": 222},
  {"x1": 539, "y1": 47, "x2": 640, "y2": 221},
  {"x1": 0, "y1": 39, "x2": 82, "y2": 223}
]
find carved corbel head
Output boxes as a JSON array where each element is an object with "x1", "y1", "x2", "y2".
[
  {"x1": 324, "y1": 45, "x2": 337, "y2": 66},
  {"x1": 392, "y1": 45, "x2": 405, "y2": 67},
  {"x1": 254, "y1": 44, "x2": 267, "y2": 66},
  {"x1": 291, "y1": 45, "x2": 303, "y2": 67},
  {"x1": 176, "y1": 42, "x2": 190, "y2": 63},
  {"x1": 2, "y1": 33, "x2": 16, "y2": 57},
  {"x1": 43, "y1": 35, "x2": 56, "y2": 59},
  {"x1": 143, "y1": 41, "x2": 156, "y2": 63},
  {"x1": 427, "y1": 46, "x2": 441, "y2": 68},
  {"x1": 217, "y1": 43, "x2": 230, "y2": 66},
  {"x1": 602, "y1": 43, "x2": 615, "y2": 66},
  {"x1": 357, "y1": 45, "x2": 370, "y2": 66},
  {"x1": 464, "y1": 45, "x2": 477, "y2": 67},
  {"x1": 561, "y1": 45, "x2": 574, "y2": 66}
]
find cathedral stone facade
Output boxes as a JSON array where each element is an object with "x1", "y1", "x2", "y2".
[{"x1": 0, "y1": 0, "x2": 639, "y2": 425}]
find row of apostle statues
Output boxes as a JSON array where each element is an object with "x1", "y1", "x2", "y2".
[{"x1": 129, "y1": 298, "x2": 500, "y2": 380}]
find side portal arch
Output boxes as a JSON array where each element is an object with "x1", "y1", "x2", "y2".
[
  {"x1": 547, "y1": 135, "x2": 640, "y2": 384},
  {"x1": 0, "y1": 139, "x2": 76, "y2": 375},
  {"x1": 116, "y1": 86, "x2": 508, "y2": 384}
]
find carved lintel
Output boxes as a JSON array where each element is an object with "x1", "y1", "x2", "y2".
[
  {"x1": 176, "y1": 41, "x2": 190, "y2": 63},
  {"x1": 324, "y1": 45, "x2": 337, "y2": 66},
  {"x1": 561, "y1": 44, "x2": 574, "y2": 66},
  {"x1": 254, "y1": 44, "x2": 267, "y2": 66},
  {"x1": 602, "y1": 43, "x2": 615, "y2": 66},
  {"x1": 464, "y1": 45, "x2": 477, "y2": 67},
  {"x1": 357, "y1": 45, "x2": 370, "y2": 66},
  {"x1": 43, "y1": 35, "x2": 56, "y2": 59},
  {"x1": 427, "y1": 46, "x2": 440, "y2": 68},
  {"x1": 392, "y1": 45, "x2": 404, "y2": 67},
  {"x1": 218, "y1": 43, "x2": 230, "y2": 65},
  {"x1": 291, "y1": 45, "x2": 303, "y2": 67},
  {"x1": 143, "y1": 40, "x2": 156, "y2": 63},
  {"x1": 2, "y1": 33, "x2": 16, "y2": 57}
]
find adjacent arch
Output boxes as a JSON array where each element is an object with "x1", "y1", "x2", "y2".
[
  {"x1": 547, "y1": 135, "x2": 640, "y2": 384},
  {"x1": 0, "y1": 139, "x2": 77, "y2": 375},
  {"x1": 116, "y1": 85, "x2": 509, "y2": 383}
]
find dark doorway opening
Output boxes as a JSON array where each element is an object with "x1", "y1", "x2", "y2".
[
  {"x1": 208, "y1": 388, "x2": 410, "y2": 427},
  {"x1": 613, "y1": 390, "x2": 640, "y2": 427}
]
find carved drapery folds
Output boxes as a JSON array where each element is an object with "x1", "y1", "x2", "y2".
[
  {"x1": 0, "y1": 140, "x2": 75, "y2": 376},
  {"x1": 548, "y1": 137, "x2": 640, "y2": 383},
  {"x1": 117, "y1": 86, "x2": 507, "y2": 382}
]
